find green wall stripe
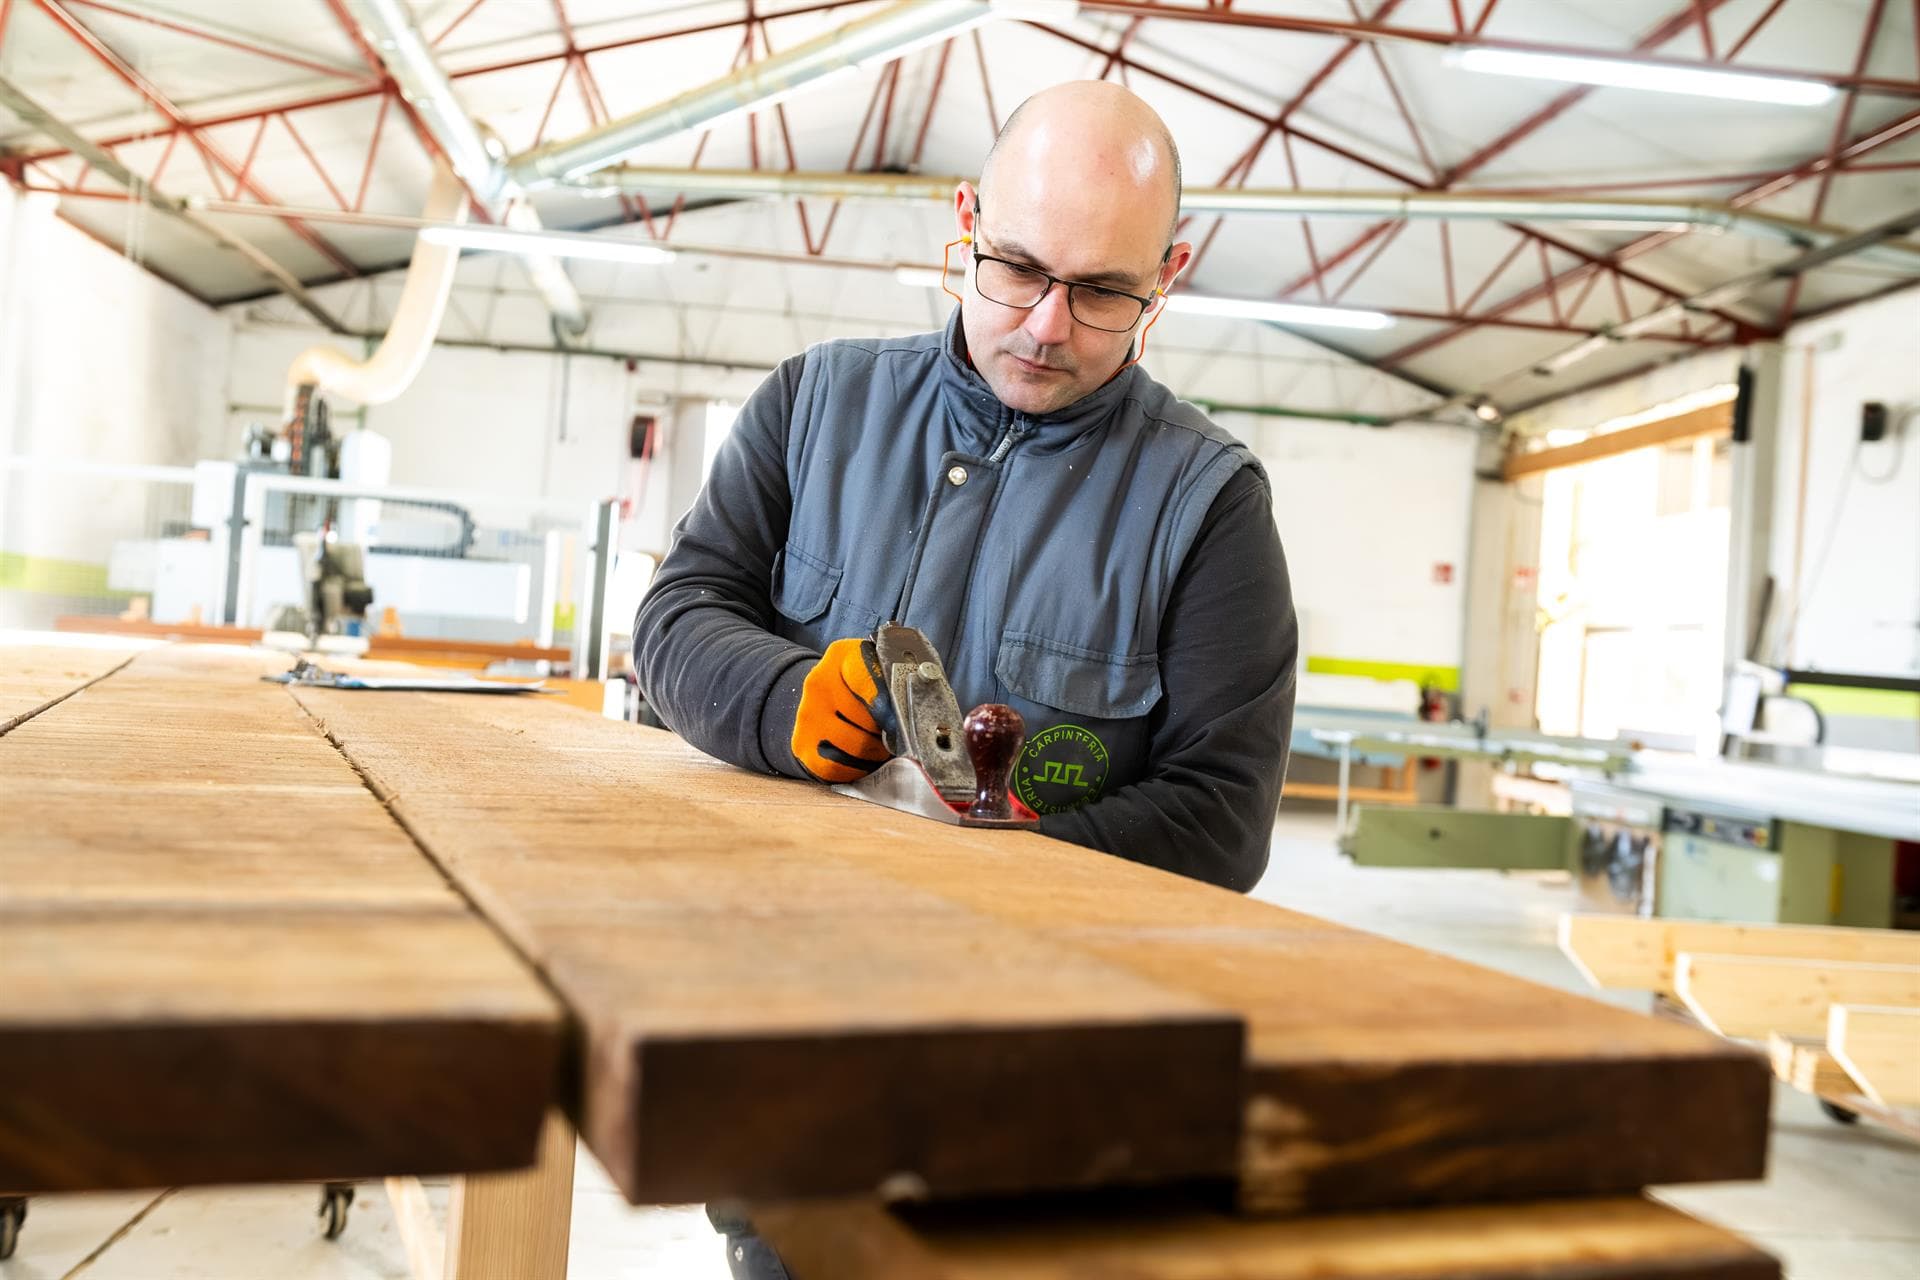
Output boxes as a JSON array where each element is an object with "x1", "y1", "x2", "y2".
[
  {"x1": 0, "y1": 551, "x2": 130, "y2": 598},
  {"x1": 1787, "y1": 683, "x2": 1920, "y2": 722},
  {"x1": 1306, "y1": 655, "x2": 1461, "y2": 693}
]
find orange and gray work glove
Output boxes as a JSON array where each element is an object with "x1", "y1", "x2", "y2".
[{"x1": 790, "y1": 637, "x2": 897, "y2": 783}]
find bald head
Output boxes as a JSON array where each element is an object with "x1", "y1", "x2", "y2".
[{"x1": 979, "y1": 81, "x2": 1182, "y2": 247}]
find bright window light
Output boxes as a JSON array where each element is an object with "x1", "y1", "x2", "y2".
[
  {"x1": 1165, "y1": 293, "x2": 1395, "y2": 331},
  {"x1": 1447, "y1": 46, "x2": 1836, "y2": 106},
  {"x1": 419, "y1": 225, "x2": 676, "y2": 264},
  {"x1": 893, "y1": 266, "x2": 955, "y2": 289}
]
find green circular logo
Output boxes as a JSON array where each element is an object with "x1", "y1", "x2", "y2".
[{"x1": 1014, "y1": 723, "x2": 1110, "y2": 815}]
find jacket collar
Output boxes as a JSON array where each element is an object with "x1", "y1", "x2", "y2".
[{"x1": 937, "y1": 307, "x2": 1144, "y2": 457}]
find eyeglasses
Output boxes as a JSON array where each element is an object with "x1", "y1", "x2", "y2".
[{"x1": 970, "y1": 248, "x2": 1160, "y2": 334}]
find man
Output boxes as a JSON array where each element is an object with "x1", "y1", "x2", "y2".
[
  {"x1": 635, "y1": 79, "x2": 1296, "y2": 890},
  {"x1": 635, "y1": 75, "x2": 1297, "y2": 1280}
]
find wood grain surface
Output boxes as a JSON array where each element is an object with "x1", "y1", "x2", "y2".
[
  {"x1": 293, "y1": 683, "x2": 1247, "y2": 1205},
  {"x1": 0, "y1": 642, "x2": 142, "y2": 734},
  {"x1": 299, "y1": 673, "x2": 1766, "y2": 1213},
  {"x1": 751, "y1": 1193, "x2": 1780, "y2": 1280},
  {"x1": 0, "y1": 645, "x2": 564, "y2": 1192}
]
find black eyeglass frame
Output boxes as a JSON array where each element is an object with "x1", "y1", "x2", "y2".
[
  {"x1": 968, "y1": 250, "x2": 1162, "y2": 333},
  {"x1": 968, "y1": 204, "x2": 1170, "y2": 335}
]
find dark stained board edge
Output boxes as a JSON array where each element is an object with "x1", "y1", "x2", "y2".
[
  {"x1": 0, "y1": 1014, "x2": 560, "y2": 1192},
  {"x1": 1238, "y1": 1050, "x2": 1771, "y2": 1215},
  {"x1": 590, "y1": 1019, "x2": 1246, "y2": 1204}
]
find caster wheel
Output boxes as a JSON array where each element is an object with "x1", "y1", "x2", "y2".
[
  {"x1": 0, "y1": 1197, "x2": 27, "y2": 1260},
  {"x1": 319, "y1": 1184, "x2": 355, "y2": 1240},
  {"x1": 1819, "y1": 1099, "x2": 1860, "y2": 1125}
]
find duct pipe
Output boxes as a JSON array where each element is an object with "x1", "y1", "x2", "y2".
[
  {"x1": 282, "y1": 163, "x2": 468, "y2": 419},
  {"x1": 508, "y1": 0, "x2": 1065, "y2": 189},
  {"x1": 0, "y1": 74, "x2": 346, "y2": 333},
  {"x1": 572, "y1": 167, "x2": 1920, "y2": 266},
  {"x1": 339, "y1": 0, "x2": 589, "y2": 335}
]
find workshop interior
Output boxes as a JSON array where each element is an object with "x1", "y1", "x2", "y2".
[{"x1": 2, "y1": 1, "x2": 1918, "y2": 1278}]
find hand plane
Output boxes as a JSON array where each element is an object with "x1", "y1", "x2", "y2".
[{"x1": 832, "y1": 623, "x2": 1040, "y2": 828}]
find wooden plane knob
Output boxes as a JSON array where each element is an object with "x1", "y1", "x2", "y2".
[{"x1": 964, "y1": 703, "x2": 1026, "y2": 820}]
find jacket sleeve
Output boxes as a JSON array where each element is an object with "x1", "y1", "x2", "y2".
[
  {"x1": 631, "y1": 355, "x2": 817, "y2": 779},
  {"x1": 1036, "y1": 465, "x2": 1297, "y2": 892}
]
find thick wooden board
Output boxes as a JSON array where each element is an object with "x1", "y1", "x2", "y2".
[
  {"x1": 292, "y1": 683, "x2": 1246, "y2": 1206},
  {"x1": 0, "y1": 642, "x2": 142, "y2": 733},
  {"x1": 300, "y1": 674, "x2": 1766, "y2": 1215},
  {"x1": 1675, "y1": 952, "x2": 1920, "y2": 1038},
  {"x1": 831, "y1": 836, "x2": 1768, "y2": 1214},
  {"x1": 0, "y1": 645, "x2": 564, "y2": 1192},
  {"x1": 751, "y1": 1194, "x2": 1779, "y2": 1280},
  {"x1": 1827, "y1": 1005, "x2": 1920, "y2": 1106},
  {"x1": 1561, "y1": 914, "x2": 1920, "y2": 997}
]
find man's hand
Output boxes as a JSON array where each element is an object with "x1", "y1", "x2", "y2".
[{"x1": 791, "y1": 637, "x2": 896, "y2": 783}]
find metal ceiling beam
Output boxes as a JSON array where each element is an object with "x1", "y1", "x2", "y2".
[
  {"x1": 12, "y1": 188, "x2": 1717, "y2": 346},
  {"x1": 1070, "y1": 0, "x2": 1920, "y2": 97},
  {"x1": 6, "y1": 2, "x2": 882, "y2": 166},
  {"x1": 1028, "y1": 15, "x2": 1763, "y2": 338},
  {"x1": 25, "y1": 0, "x2": 361, "y2": 276},
  {"x1": 60, "y1": 0, "x2": 373, "y2": 81},
  {"x1": 506, "y1": 0, "x2": 1042, "y2": 189},
  {"x1": 1384, "y1": 79, "x2": 1920, "y2": 365},
  {"x1": 567, "y1": 167, "x2": 1920, "y2": 262},
  {"x1": 333, "y1": 0, "x2": 590, "y2": 335},
  {"x1": 0, "y1": 73, "x2": 346, "y2": 331},
  {"x1": 1518, "y1": 200, "x2": 1920, "y2": 379}
]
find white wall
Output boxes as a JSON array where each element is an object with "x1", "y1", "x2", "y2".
[
  {"x1": 0, "y1": 187, "x2": 232, "y2": 603},
  {"x1": 223, "y1": 326, "x2": 719, "y2": 550},
  {"x1": 1769, "y1": 289, "x2": 1920, "y2": 681},
  {"x1": 1222, "y1": 411, "x2": 1479, "y2": 683}
]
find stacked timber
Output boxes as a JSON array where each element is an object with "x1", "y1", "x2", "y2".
[{"x1": 1, "y1": 643, "x2": 1783, "y2": 1277}]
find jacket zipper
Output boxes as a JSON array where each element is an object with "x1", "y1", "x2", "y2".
[{"x1": 986, "y1": 413, "x2": 1029, "y2": 464}]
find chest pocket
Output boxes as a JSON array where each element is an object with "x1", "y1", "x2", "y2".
[
  {"x1": 995, "y1": 630, "x2": 1162, "y2": 721},
  {"x1": 772, "y1": 544, "x2": 884, "y2": 642}
]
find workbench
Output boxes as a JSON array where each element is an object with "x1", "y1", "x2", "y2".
[{"x1": 1, "y1": 638, "x2": 1783, "y2": 1278}]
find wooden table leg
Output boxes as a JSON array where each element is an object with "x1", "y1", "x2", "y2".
[{"x1": 443, "y1": 1110, "x2": 576, "y2": 1280}]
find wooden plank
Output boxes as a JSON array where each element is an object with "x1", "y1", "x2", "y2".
[
  {"x1": 828, "y1": 827, "x2": 1767, "y2": 1214},
  {"x1": 0, "y1": 645, "x2": 564, "y2": 1192},
  {"x1": 1675, "y1": 952, "x2": 1920, "y2": 1038},
  {"x1": 291, "y1": 679, "x2": 1247, "y2": 1206},
  {"x1": 443, "y1": 1110, "x2": 576, "y2": 1280},
  {"x1": 0, "y1": 642, "x2": 143, "y2": 734},
  {"x1": 1503, "y1": 400, "x2": 1733, "y2": 481},
  {"x1": 1767, "y1": 1033, "x2": 1863, "y2": 1098},
  {"x1": 384, "y1": 1176, "x2": 446, "y2": 1280},
  {"x1": 298, "y1": 672, "x2": 1766, "y2": 1214},
  {"x1": 751, "y1": 1195, "x2": 1780, "y2": 1280},
  {"x1": 1827, "y1": 1004, "x2": 1920, "y2": 1106},
  {"x1": 1560, "y1": 914, "x2": 1920, "y2": 997}
]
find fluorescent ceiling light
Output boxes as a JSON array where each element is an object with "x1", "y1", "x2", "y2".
[
  {"x1": 1447, "y1": 46, "x2": 1836, "y2": 106},
  {"x1": 1166, "y1": 293, "x2": 1394, "y2": 331},
  {"x1": 894, "y1": 271, "x2": 1393, "y2": 330},
  {"x1": 419, "y1": 225, "x2": 676, "y2": 264}
]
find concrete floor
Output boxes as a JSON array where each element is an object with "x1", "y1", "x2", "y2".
[{"x1": 8, "y1": 808, "x2": 1917, "y2": 1279}]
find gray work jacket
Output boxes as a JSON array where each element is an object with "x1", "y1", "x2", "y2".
[{"x1": 634, "y1": 309, "x2": 1296, "y2": 890}]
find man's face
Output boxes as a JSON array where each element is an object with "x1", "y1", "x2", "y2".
[{"x1": 955, "y1": 179, "x2": 1185, "y2": 416}]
